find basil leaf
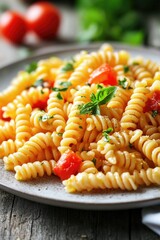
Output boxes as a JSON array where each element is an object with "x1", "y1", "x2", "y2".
[
  {"x1": 26, "y1": 62, "x2": 37, "y2": 73},
  {"x1": 90, "y1": 93, "x2": 97, "y2": 102},
  {"x1": 52, "y1": 87, "x2": 68, "y2": 92},
  {"x1": 79, "y1": 102, "x2": 97, "y2": 114},
  {"x1": 61, "y1": 62, "x2": 74, "y2": 72},
  {"x1": 59, "y1": 81, "x2": 72, "y2": 88},
  {"x1": 57, "y1": 92, "x2": 63, "y2": 100},
  {"x1": 96, "y1": 86, "x2": 117, "y2": 105}
]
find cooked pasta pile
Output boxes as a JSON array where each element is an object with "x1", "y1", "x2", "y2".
[{"x1": 1, "y1": 43, "x2": 160, "y2": 193}]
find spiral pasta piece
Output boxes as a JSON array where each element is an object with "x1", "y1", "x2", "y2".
[
  {"x1": 3, "y1": 87, "x2": 50, "y2": 119},
  {"x1": 79, "y1": 160, "x2": 98, "y2": 174},
  {"x1": 63, "y1": 171, "x2": 137, "y2": 192},
  {"x1": 86, "y1": 115, "x2": 120, "y2": 132},
  {"x1": 3, "y1": 132, "x2": 54, "y2": 170},
  {"x1": 134, "y1": 136, "x2": 160, "y2": 166},
  {"x1": 0, "y1": 72, "x2": 36, "y2": 108},
  {"x1": 107, "y1": 87, "x2": 132, "y2": 110},
  {"x1": 68, "y1": 49, "x2": 129, "y2": 87},
  {"x1": 59, "y1": 85, "x2": 95, "y2": 153},
  {"x1": 133, "y1": 167, "x2": 160, "y2": 186},
  {"x1": 0, "y1": 120, "x2": 15, "y2": 143},
  {"x1": 130, "y1": 64, "x2": 153, "y2": 86},
  {"x1": 121, "y1": 82, "x2": 150, "y2": 129},
  {"x1": 0, "y1": 139, "x2": 23, "y2": 158},
  {"x1": 30, "y1": 109, "x2": 54, "y2": 132},
  {"x1": 47, "y1": 91, "x2": 66, "y2": 133},
  {"x1": 15, "y1": 104, "x2": 32, "y2": 142},
  {"x1": 15, "y1": 160, "x2": 56, "y2": 181}
]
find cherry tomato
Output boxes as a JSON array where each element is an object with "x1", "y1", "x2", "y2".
[
  {"x1": 26, "y1": 2, "x2": 61, "y2": 40},
  {"x1": 53, "y1": 151, "x2": 82, "y2": 180},
  {"x1": 0, "y1": 109, "x2": 11, "y2": 121},
  {"x1": 88, "y1": 63, "x2": 117, "y2": 86},
  {"x1": 32, "y1": 99, "x2": 48, "y2": 110},
  {"x1": 144, "y1": 91, "x2": 160, "y2": 112},
  {"x1": 0, "y1": 11, "x2": 27, "y2": 44}
]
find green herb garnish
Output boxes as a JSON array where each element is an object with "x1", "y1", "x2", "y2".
[
  {"x1": 61, "y1": 62, "x2": 74, "y2": 72},
  {"x1": 92, "y1": 158, "x2": 97, "y2": 166},
  {"x1": 41, "y1": 89, "x2": 44, "y2": 94},
  {"x1": 57, "y1": 92, "x2": 63, "y2": 100},
  {"x1": 32, "y1": 79, "x2": 44, "y2": 87},
  {"x1": 79, "y1": 86, "x2": 117, "y2": 115},
  {"x1": 59, "y1": 81, "x2": 72, "y2": 88},
  {"x1": 38, "y1": 115, "x2": 54, "y2": 122},
  {"x1": 26, "y1": 62, "x2": 38, "y2": 73},
  {"x1": 52, "y1": 87, "x2": 68, "y2": 92},
  {"x1": 57, "y1": 132, "x2": 63, "y2": 136},
  {"x1": 97, "y1": 84, "x2": 103, "y2": 89},
  {"x1": 132, "y1": 62, "x2": 139, "y2": 66},
  {"x1": 123, "y1": 65, "x2": 129, "y2": 73},
  {"x1": 102, "y1": 128, "x2": 113, "y2": 142},
  {"x1": 118, "y1": 78, "x2": 128, "y2": 89},
  {"x1": 129, "y1": 142, "x2": 133, "y2": 148},
  {"x1": 152, "y1": 110, "x2": 158, "y2": 118}
]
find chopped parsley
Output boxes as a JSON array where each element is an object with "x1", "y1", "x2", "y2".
[
  {"x1": 123, "y1": 65, "x2": 129, "y2": 73},
  {"x1": 118, "y1": 78, "x2": 128, "y2": 89},
  {"x1": 32, "y1": 79, "x2": 44, "y2": 87},
  {"x1": 152, "y1": 110, "x2": 158, "y2": 118},
  {"x1": 38, "y1": 114, "x2": 54, "y2": 122},
  {"x1": 59, "y1": 81, "x2": 72, "y2": 88},
  {"x1": 92, "y1": 158, "x2": 97, "y2": 166},
  {"x1": 129, "y1": 142, "x2": 133, "y2": 148},
  {"x1": 57, "y1": 92, "x2": 63, "y2": 100},
  {"x1": 57, "y1": 132, "x2": 63, "y2": 136},
  {"x1": 41, "y1": 89, "x2": 44, "y2": 94},
  {"x1": 97, "y1": 84, "x2": 103, "y2": 89},
  {"x1": 25, "y1": 62, "x2": 38, "y2": 73},
  {"x1": 102, "y1": 128, "x2": 113, "y2": 142},
  {"x1": 79, "y1": 86, "x2": 117, "y2": 115},
  {"x1": 61, "y1": 62, "x2": 74, "y2": 72}
]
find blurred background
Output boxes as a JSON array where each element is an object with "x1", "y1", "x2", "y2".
[{"x1": 0, "y1": 0, "x2": 160, "y2": 65}]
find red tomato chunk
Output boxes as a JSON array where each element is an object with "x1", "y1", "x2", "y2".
[
  {"x1": 0, "y1": 109, "x2": 11, "y2": 121},
  {"x1": 53, "y1": 151, "x2": 82, "y2": 180},
  {"x1": 88, "y1": 63, "x2": 117, "y2": 86},
  {"x1": 32, "y1": 99, "x2": 48, "y2": 110},
  {"x1": 144, "y1": 91, "x2": 160, "y2": 112}
]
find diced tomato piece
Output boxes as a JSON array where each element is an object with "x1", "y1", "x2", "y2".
[
  {"x1": 88, "y1": 63, "x2": 117, "y2": 86},
  {"x1": 144, "y1": 91, "x2": 160, "y2": 112},
  {"x1": 53, "y1": 151, "x2": 82, "y2": 180},
  {"x1": 32, "y1": 99, "x2": 48, "y2": 110},
  {"x1": 0, "y1": 109, "x2": 11, "y2": 121}
]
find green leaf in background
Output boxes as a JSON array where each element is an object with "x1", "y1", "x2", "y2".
[
  {"x1": 77, "y1": 8, "x2": 107, "y2": 41},
  {"x1": 119, "y1": 11, "x2": 143, "y2": 31},
  {"x1": 121, "y1": 30, "x2": 145, "y2": 45}
]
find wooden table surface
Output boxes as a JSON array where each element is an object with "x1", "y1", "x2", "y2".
[{"x1": 0, "y1": 188, "x2": 159, "y2": 240}]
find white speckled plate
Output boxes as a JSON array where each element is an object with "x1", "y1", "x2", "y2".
[{"x1": 0, "y1": 43, "x2": 160, "y2": 210}]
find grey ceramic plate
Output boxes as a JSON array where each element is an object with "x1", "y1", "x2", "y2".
[{"x1": 0, "y1": 43, "x2": 160, "y2": 210}]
